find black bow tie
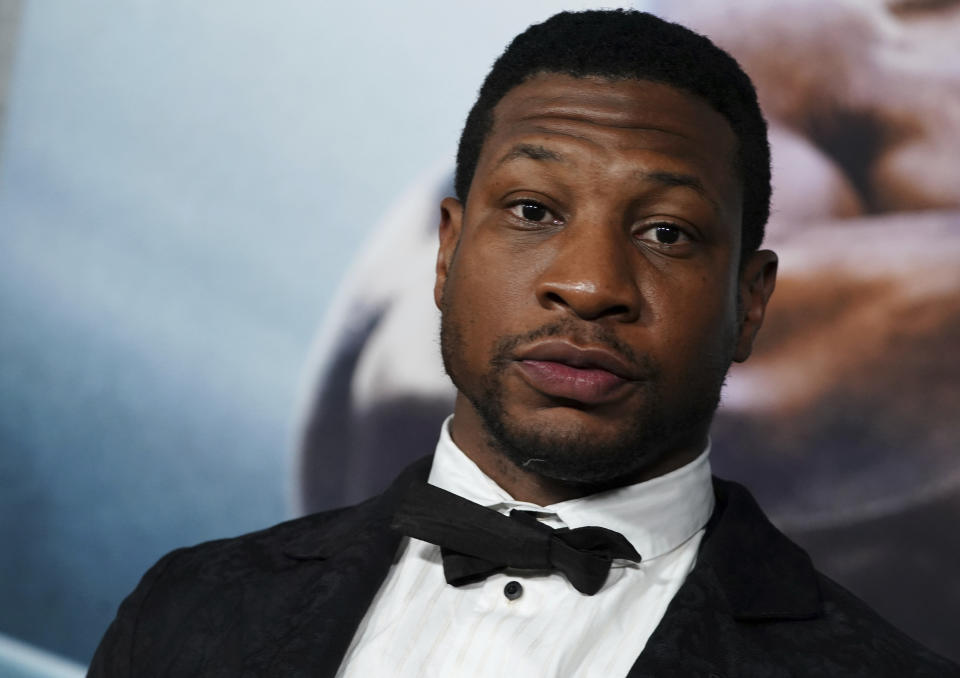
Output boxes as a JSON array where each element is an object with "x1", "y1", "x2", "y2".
[{"x1": 391, "y1": 482, "x2": 641, "y2": 595}]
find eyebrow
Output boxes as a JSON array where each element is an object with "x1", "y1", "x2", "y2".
[
  {"x1": 494, "y1": 144, "x2": 722, "y2": 213},
  {"x1": 641, "y1": 170, "x2": 720, "y2": 213},
  {"x1": 496, "y1": 143, "x2": 565, "y2": 166}
]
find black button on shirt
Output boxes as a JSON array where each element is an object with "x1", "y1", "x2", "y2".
[{"x1": 503, "y1": 581, "x2": 523, "y2": 600}]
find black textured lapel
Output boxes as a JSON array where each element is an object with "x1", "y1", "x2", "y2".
[{"x1": 626, "y1": 478, "x2": 822, "y2": 678}]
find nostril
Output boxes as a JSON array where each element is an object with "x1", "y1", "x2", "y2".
[{"x1": 544, "y1": 291, "x2": 566, "y2": 306}]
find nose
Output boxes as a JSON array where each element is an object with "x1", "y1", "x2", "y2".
[{"x1": 534, "y1": 225, "x2": 643, "y2": 323}]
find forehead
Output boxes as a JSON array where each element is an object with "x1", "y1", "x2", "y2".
[{"x1": 478, "y1": 73, "x2": 741, "y2": 211}]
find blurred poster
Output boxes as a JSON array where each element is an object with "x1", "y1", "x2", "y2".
[{"x1": 298, "y1": 0, "x2": 960, "y2": 660}]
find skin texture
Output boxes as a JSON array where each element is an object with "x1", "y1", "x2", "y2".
[{"x1": 433, "y1": 74, "x2": 777, "y2": 505}]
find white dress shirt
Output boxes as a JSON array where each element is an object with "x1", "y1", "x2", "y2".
[{"x1": 336, "y1": 418, "x2": 715, "y2": 678}]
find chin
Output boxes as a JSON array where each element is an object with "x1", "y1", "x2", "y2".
[{"x1": 478, "y1": 403, "x2": 679, "y2": 486}]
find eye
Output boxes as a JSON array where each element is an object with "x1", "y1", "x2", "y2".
[
  {"x1": 635, "y1": 222, "x2": 691, "y2": 248},
  {"x1": 508, "y1": 200, "x2": 561, "y2": 225}
]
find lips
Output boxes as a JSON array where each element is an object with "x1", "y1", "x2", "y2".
[{"x1": 513, "y1": 341, "x2": 639, "y2": 405}]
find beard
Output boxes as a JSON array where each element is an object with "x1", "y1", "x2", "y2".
[{"x1": 440, "y1": 300, "x2": 734, "y2": 487}]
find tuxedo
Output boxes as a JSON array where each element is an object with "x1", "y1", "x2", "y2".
[{"x1": 89, "y1": 456, "x2": 957, "y2": 677}]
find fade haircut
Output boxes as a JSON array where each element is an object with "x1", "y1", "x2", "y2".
[{"x1": 454, "y1": 9, "x2": 771, "y2": 254}]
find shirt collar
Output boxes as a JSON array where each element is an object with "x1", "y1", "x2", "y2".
[{"x1": 428, "y1": 416, "x2": 715, "y2": 562}]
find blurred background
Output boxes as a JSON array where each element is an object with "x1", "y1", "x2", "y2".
[{"x1": 0, "y1": 1, "x2": 957, "y2": 674}]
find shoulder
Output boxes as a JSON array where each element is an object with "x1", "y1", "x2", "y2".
[
  {"x1": 129, "y1": 454, "x2": 434, "y2": 591},
  {"x1": 147, "y1": 500, "x2": 372, "y2": 584},
  {"x1": 700, "y1": 478, "x2": 959, "y2": 675},
  {"x1": 811, "y1": 573, "x2": 959, "y2": 674},
  {"x1": 88, "y1": 456, "x2": 434, "y2": 677},
  {"x1": 737, "y1": 572, "x2": 960, "y2": 675},
  {"x1": 87, "y1": 485, "x2": 410, "y2": 677},
  {"x1": 86, "y1": 504, "x2": 360, "y2": 674}
]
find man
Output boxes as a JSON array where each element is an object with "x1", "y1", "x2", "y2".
[{"x1": 89, "y1": 10, "x2": 958, "y2": 677}]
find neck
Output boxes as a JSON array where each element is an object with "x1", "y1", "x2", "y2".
[{"x1": 448, "y1": 399, "x2": 705, "y2": 506}]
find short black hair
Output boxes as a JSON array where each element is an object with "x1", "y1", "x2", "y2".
[{"x1": 454, "y1": 9, "x2": 771, "y2": 254}]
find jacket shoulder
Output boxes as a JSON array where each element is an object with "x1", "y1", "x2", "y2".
[
  {"x1": 703, "y1": 478, "x2": 960, "y2": 675},
  {"x1": 809, "y1": 572, "x2": 960, "y2": 675},
  {"x1": 86, "y1": 496, "x2": 392, "y2": 678}
]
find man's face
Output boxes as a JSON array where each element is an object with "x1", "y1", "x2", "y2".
[{"x1": 436, "y1": 73, "x2": 776, "y2": 486}]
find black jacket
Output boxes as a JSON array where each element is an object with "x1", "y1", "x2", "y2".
[{"x1": 89, "y1": 457, "x2": 958, "y2": 677}]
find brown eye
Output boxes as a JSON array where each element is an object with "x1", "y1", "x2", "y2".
[
  {"x1": 522, "y1": 203, "x2": 547, "y2": 221},
  {"x1": 654, "y1": 225, "x2": 680, "y2": 244},
  {"x1": 508, "y1": 201, "x2": 559, "y2": 225},
  {"x1": 635, "y1": 222, "x2": 691, "y2": 249}
]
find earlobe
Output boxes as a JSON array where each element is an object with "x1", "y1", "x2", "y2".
[
  {"x1": 435, "y1": 197, "x2": 464, "y2": 309},
  {"x1": 733, "y1": 249, "x2": 778, "y2": 363}
]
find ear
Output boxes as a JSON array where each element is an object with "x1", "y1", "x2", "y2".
[
  {"x1": 733, "y1": 249, "x2": 778, "y2": 362},
  {"x1": 434, "y1": 196, "x2": 464, "y2": 309}
]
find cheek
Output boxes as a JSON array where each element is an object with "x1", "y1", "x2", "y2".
[
  {"x1": 648, "y1": 271, "x2": 740, "y2": 357},
  {"x1": 454, "y1": 237, "x2": 537, "y2": 313},
  {"x1": 443, "y1": 255, "x2": 522, "y2": 360}
]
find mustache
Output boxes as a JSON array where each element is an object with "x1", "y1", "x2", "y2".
[{"x1": 490, "y1": 319, "x2": 659, "y2": 378}]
